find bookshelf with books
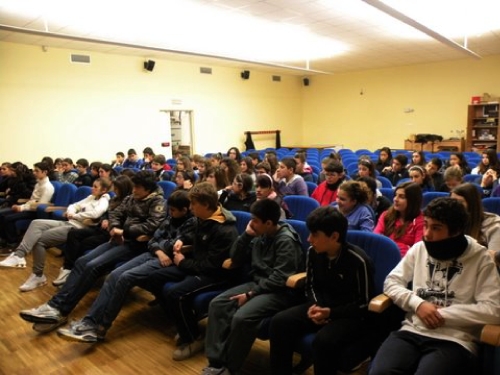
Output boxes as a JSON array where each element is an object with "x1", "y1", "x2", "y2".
[{"x1": 466, "y1": 103, "x2": 499, "y2": 152}]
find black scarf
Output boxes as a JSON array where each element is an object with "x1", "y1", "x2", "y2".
[{"x1": 423, "y1": 234, "x2": 468, "y2": 261}]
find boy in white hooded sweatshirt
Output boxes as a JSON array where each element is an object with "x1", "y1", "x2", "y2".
[{"x1": 370, "y1": 197, "x2": 500, "y2": 375}]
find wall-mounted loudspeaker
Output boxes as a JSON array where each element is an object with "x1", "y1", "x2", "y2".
[
  {"x1": 144, "y1": 60, "x2": 156, "y2": 72},
  {"x1": 303, "y1": 78, "x2": 310, "y2": 86},
  {"x1": 241, "y1": 70, "x2": 250, "y2": 80}
]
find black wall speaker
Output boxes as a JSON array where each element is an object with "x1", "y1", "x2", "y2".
[
  {"x1": 241, "y1": 70, "x2": 250, "y2": 80},
  {"x1": 303, "y1": 78, "x2": 310, "y2": 86},
  {"x1": 144, "y1": 60, "x2": 156, "y2": 72}
]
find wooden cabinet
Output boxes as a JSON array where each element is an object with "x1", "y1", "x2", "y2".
[
  {"x1": 404, "y1": 139, "x2": 464, "y2": 152},
  {"x1": 466, "y1": 103, "x2": 500, "y2": 151}
]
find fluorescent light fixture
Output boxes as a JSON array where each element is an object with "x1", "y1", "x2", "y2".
[{"x1": 0, "y1": 0, "x2": 348, "y2": 63}]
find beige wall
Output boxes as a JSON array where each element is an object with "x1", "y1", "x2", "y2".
[
  {"x1": 0, "y1": 42, "x2": 303, "y2": 166},
  {"x1": 1, "y1": 40, "x2": 500, "y2": 167},
  {"x1": 302, "y1": 55, "x2": 500, "y2": 151}
]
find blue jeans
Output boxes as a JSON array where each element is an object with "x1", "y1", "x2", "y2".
[
  {"x1": 85, "y1": 252, "x2": 162, "y2": 328},
  {"x1": 49, "y1": 241, "x2": 144, "y2": 316},
  {"x1": 369, "y1": 330, "x2": 476, "y2": 375}
]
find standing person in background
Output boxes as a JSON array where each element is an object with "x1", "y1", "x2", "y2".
[{"x1": 374, "y1": 182, "x2": 423, "y2": 256}]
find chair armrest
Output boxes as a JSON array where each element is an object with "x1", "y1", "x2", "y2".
[
  {"x1": 17, "y1": 199, "x2": 29, "y2": 204},
  {"x1": 222, "y1": 258, "x2": 233, "y2": 269},
  {"x1": 45, "y1": 206, "x2": 67, "y2": 213},
  {"x1": 481, "y1": 324, "x2": 500, "y2": 346},
  {"x1": 286, "y1": 272, "x2": 306, "y2": 288},
  {"x1": 368, "y1": 294, "x2": 393, "y2": 313}
]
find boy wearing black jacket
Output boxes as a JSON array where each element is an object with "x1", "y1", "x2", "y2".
[{"x1": 269, "y1": 206, "x2": 375, "y2": 375}]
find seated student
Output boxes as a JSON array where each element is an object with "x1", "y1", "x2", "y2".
[
  {"x1": 374, "y1": 182, "x2": 423, "y2": 256},
  {"x1": 240, "y1": 156, "x2": 256, "y2": 182},
  {"x1": 247, "y1": 151, "x2": 261, "y2": 167},
  {"x1": 357, "y1": 176, "x2": 391, "y2": 225},
  {"x1": 18, "y1": 171, "x2": 166, "y2": 332},
  {"x1": 276, "y1": 157, "x2": 308, "y2": 196},
  {"x1": 41, "y1": 156, "x2": 59, "y2": 181},
  {"x1": 205, "y1": 166, "x2": 230, "y2": 197},
  {"x1": 227, "y1": 147, "x2": 242, "y2": 163},
  {"x1": 311, "y1": 161, "x2": 345, "y2": 206},
  {"x1": 89, "y1": 161, "x2": 102, "y2": 183},
  {"x1": 54, "y1": 175, "x2": 133, "y2": 286},
  {"x1": 255, "y1": 174, "x2": 287, "y2": 220},
  {"x1": 409, "y1": 150, "x2": 426, "y2": 168},
  {"x1": 270, "y1": 206, "x2": 375, "y2": 375},
  {"x1": 370, "y1": 197, "x2": 500, "y2": 375},
  {"x1": 294, "y1": 151, "x2": 314, "y2": 182},
  {"x1": 195, "y1": 158, "x2": 211, "y2": 181},
  {"x1": 450, "y1": 183, "x2": 500, "y2": 251},
  {"x1": 111, "y1": 151, "x2": 125, "y2": 168},
  {"x1": 58, "y1": 158, "x2": 78, "y2": 184},
  {"x1": 33, "y1": 190, "x2": 195, "y2": 340},
  {"x1": 98, "y1": 163, "x2": 118, "y2": 180},
  {"x1": 0, "y1": 178, "x2": 111, "y2": 291},
  {"x1": 202, "y1": 199, "x2": 303, "y2": 374},
  {"x1": 380, "y1": 154, "x2": 409, "y2": 186},
  {"x1": 375, "y1": 146, "x2": 393, "y2": 173},
  {"x1": 446, "y1": 152, "x2": 471, "y2": 176},
  {"x1": 0, "y1": 162, "x2": 54, "y2": 250},
  {"x1": 175, "y1": 156, "x2": 195, "y2": 177},
  {"x1": 264, "y1": 152, "x2": 279, "y2": 176},
  {"x1": 143, "y1": 182, "x2": 238, "y2": 360},
  {"x1": 219, "y1": 174, "x2": 256, "y2": 212},
  {"x1": 0, "y1": 162, "x2": 32, "y2": 210},
  {"x1": 352, "y1": 158, "x2": 382, "y2": 188},
  {"x1": 210, "y1": 152, "x2": 223, "y2": 168},
  {"x1": 478, "y1": 167, "x2": 500, "y2": 198},
  {"x1": 73, "y1": 158, "x2": 93, "y2": 187},
  {"x1": 122, "y1": 148, "x2": 144, "y2": 169},
  {"x1": 471, "y1": 149, "x2": 500, "y2": 175},
  {"x1": 254, "y1": 161, "x2": 271, "y2": 176},
  {"x1": 439, "y1": 166, "x2": 463, "y2": 193},
  {"x1": 141, "y1": 147, "x2": 155, "y2": 170},
  {"x1": 220, "y1": 157, "x2": 241, "y2": 186},
  {"x1": 150, "y1": 154, "x2": 170, "y2": 181},
  {"x1": 425, "y1": 157, "x2": 444, "y2": 191},
  {"x1": 335, "y1": 181, "x2": 374, "y2": 231},
  {"x1": 408, "y1": 165, "x2": 434, "y2": 192},
  {"x1": 174, "y1": 170, "x2": 196, "y2": 192}
]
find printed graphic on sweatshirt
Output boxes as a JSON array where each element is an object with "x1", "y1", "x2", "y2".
[{"x1": 416, "y1": 260, "x2": 463, "y2": 307}]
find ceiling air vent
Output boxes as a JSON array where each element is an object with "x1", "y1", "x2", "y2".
[
  {"x1": 70, "y1": 54, "x2": 91, "y2": 64},
  {"x1": 200, "y1": 67, "x2": 212, "y2": 74},
  {"x1": 272, "y1": 75, "x2": 281, "y2": 82}
]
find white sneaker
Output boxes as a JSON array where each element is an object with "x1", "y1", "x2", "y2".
[
  {"x1": 52, "y1": 268, "x2": 71, "y2": 286},
  {"x1": 0, "y1": 253, "x2": 26, "y2": 268},
  {"x1": 19, "y1": 273, "x2": 47, "y2": 292}
]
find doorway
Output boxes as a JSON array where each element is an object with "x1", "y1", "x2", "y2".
[{"x1": 166, "y1": 110, "x2": 194, "y2": 156}]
